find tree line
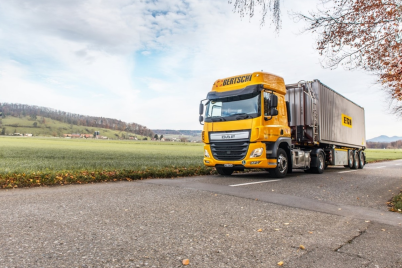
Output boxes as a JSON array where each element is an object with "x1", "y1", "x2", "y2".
[
  {"x1": 0, "y1": 103, "x2": 154, "y2": 137},
  {"x1": 367, "y1": 140, "x2": 402, "y2": 149},
  {"x1": 152, "y1": 129, "x2": 202, "y2": 136}
]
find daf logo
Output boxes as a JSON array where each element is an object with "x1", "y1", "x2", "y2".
[{"x1": 222, "y1": 135, "x2": 235, "y2": 139}]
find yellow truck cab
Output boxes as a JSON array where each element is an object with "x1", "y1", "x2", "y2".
[{"x1": 199, "y1": 71, "x2": 366, "y2": 178}]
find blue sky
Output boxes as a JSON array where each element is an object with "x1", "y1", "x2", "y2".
[{"x1": 0, "y1": 0, "x2": 401, "y2": 139}]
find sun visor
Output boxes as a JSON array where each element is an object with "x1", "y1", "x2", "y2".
[{"x1": 207, "y1": 84, "x2": 263, "y2": 100}]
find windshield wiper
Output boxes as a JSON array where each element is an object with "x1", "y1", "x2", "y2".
[
  {"x1": 210, "y1": 116, "x2": 226, "y2": 122},
  {"x1": 231, "y1": 113, "x2": 251, "y2": 120}
]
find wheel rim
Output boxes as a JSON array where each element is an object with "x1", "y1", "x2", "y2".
[
  {"x1": 349, "y1": 151, "x2": 353, "y2": 165},
  {"x1": 359, "y1": 152, "x2": 364, "y2": 165},
  {"x1": 319, "y1": 154, "x2": 324, "y2": 170},
  {"x1": 277, "y1": 154, "x2": 288, "y2": 173}
]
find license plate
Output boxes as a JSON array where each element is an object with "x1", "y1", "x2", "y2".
[{"x1": 224, "y1": 164, "x2": 234, "y2": 167}]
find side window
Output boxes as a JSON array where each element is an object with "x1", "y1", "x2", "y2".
[{"x1": 211, "y1": 103, "x2": 222, "y2": 116}]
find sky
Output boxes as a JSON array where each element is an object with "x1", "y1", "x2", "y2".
[{"x1": 0, "y1": 0, "x2": 401, "y2": 139}]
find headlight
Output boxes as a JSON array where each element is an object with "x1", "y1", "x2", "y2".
[
  {"x1": 204, "y1": 149, "x2": 210, "y2": 158},
  {"x1": 250, "y1": 147, "x2": 264, "y2": 158}
]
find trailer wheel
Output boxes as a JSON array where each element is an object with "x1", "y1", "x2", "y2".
[
  {"x1": 348, "y1": 150, "x2": 354, "y2": 168},
  {"x1": 351, "y1": 150, "x2": 359, "y2": 169},
  {"x1": 216, "y1": 167, "x2": 234, "y2": 176},
  {"x1": 358, "y1": 151, "x2": 365, "y2": 169},
  {"x1": 312, "y1": 152, "x2": 325, "y2": 174},
  {"x1": 269, "y1": 148, "x2": 288, "y2": 178}
]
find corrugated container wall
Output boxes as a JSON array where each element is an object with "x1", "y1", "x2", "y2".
[{"x1": 285, "y1": 80, "x2": 366, "y2": 149}]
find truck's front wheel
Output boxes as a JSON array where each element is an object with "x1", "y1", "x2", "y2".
[
  {"x1": 216, "y1": 167, "x2": 234, "y2": 176},
  {"x1": 269, "y1": 148, "x2": 288, "y2": 178}
]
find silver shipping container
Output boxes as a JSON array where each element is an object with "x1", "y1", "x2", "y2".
[{"x1": 285, "y1": 80, "x2": 366, "y2": 149}]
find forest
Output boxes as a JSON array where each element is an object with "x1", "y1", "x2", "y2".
[
  {"x1": 0, "y1": 103, "x2": 154, "y2": 137},
  {"x1": 367, "y1": 140, "x2": 402, "y2": 149}
]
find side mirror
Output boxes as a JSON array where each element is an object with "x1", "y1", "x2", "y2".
[
  {"x1": 270, "y1": 95, "x2": 278, "y2": 108},
  {"x1": 199, "y1": 103, "x2": 204, "y2": 115},
  {"x1": 199, "y1": 115, "x2": 204, "y2": 123},
  {"x1": 270, "y1": 108, "x2": 278, "y2": 116}
]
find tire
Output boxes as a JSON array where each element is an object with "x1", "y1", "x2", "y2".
[
  {"x1": 347, "y1": 150, "x2": 354, "y2": 168},
  {"x1": 269, "y1": 148, "x2": 288, "y2": 178},
  {"x1": 351, "y1": 150, "x2": 359, "y2": 169},
  {"x1": 358, "y1": 151, "x2": 365, "y2": 169},
  {"x1": 216, "y1": 167, "x2": 234, "y2": 176},
  {"x1": 311, "y1": 152, "x2": 325, "y2": 174},
  {"x1": 288, "y1": 166, "x2": 293, "y2": 173}
]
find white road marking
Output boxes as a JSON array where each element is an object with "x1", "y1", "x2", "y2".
[
  {"x1": 396, "y1": 164, "x2": 401, "y2": 166},
  {"x1": 365, "y1": 166, "x2": 387, "y2": 169},
  {"x1": 229, "y1": 180, "x2": 281, "y2": 187},
  {"x1": 338, "y1": 170, "x2": 357, "y2": 174}
]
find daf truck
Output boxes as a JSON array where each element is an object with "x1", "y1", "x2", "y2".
[{"x1": 198, "y1": 72, "x2": 366, "y2": 178}]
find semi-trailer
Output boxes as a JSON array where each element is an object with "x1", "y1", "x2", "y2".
[{"x1": 199, "y1": 72, "x2": 366, "y2": 178}]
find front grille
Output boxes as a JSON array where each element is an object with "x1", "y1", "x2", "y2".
[{"x1": 210, "y1": 141, "x2": 249, "y2": 161}]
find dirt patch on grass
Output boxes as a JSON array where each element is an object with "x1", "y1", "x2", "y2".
[{"x1": 388, "y1": 191, "x2": 402, "y2": 213}]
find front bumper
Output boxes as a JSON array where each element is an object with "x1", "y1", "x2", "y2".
[{"x1": 203, "y1": 142, "x2": 277, "y2": 169}]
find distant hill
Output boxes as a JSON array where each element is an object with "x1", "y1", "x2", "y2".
[
  {"x1": 0, "y1": 103, "x2": 154, "y2": 139},
  {"x1": 367, "y1": 135, "x2": 402, "y2": 142},
  {"x1": 0, "y1": 103, "x2": 154, "y2": 138},
  {"x1": 153, "y1": 129, "x2": 202, "y2": 136},
  {"x1": 0, "y1": 116, "x2": 152, "y2": 140}
]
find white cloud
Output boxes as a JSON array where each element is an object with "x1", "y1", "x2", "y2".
[{"x1": 0, "y1": 0, "x2": 400, "y2": 138}]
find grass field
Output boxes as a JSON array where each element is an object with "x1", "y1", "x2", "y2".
[
  {"x1": 0, "y1": 136, "x2": 210, "y2": 188},
  {"x1": 1, "y1": 137, "x2": 402, "y2": 188},
  {"x1": 0, "y1": 137, "x2": 204, "y2": 174},
  {"x1": 1, "y1": 137, "x2": 400, "y2": 174},
  {"x1": 365, "y1": 149, "x2": 402, "y2": 163}
]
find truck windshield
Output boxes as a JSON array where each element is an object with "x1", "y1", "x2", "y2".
[{"x1": 205, "y1": 93, "x2": 260, "y2": 122}]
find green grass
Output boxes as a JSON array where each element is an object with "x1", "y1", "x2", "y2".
[
  {"x1": 0, "y1": 136, "x2": 204, "y2": 174},
  {"x1": 1, "y1": 137, "x2": 401, "y2": 189},
  {"x1": 1, "y1": 116, "x2": 148, "y2": 139},
  {"x1": 365, "y1": 149, "x2": 402, "y2": 163},
  {"x1": 0, "y1": 136, "x2": 213, "y2": 188},
  {"x1": 389, "y1": 192, "x2": 402, "y2": 213}
]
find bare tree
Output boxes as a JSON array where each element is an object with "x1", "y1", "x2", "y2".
[
  {"x1": 229, "y1": 0, "x2": 282, "y2": 31},
  {"x1": 293, "y1": 0, "x2": 401, "y2": 115},
  {"x1": 230, "y1": 0, "x2": 402, "y2": 115}
]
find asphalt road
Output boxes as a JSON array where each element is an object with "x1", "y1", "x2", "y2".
[{"x1": 1, "y1": 160, "x2": 402, "y2": 267}]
